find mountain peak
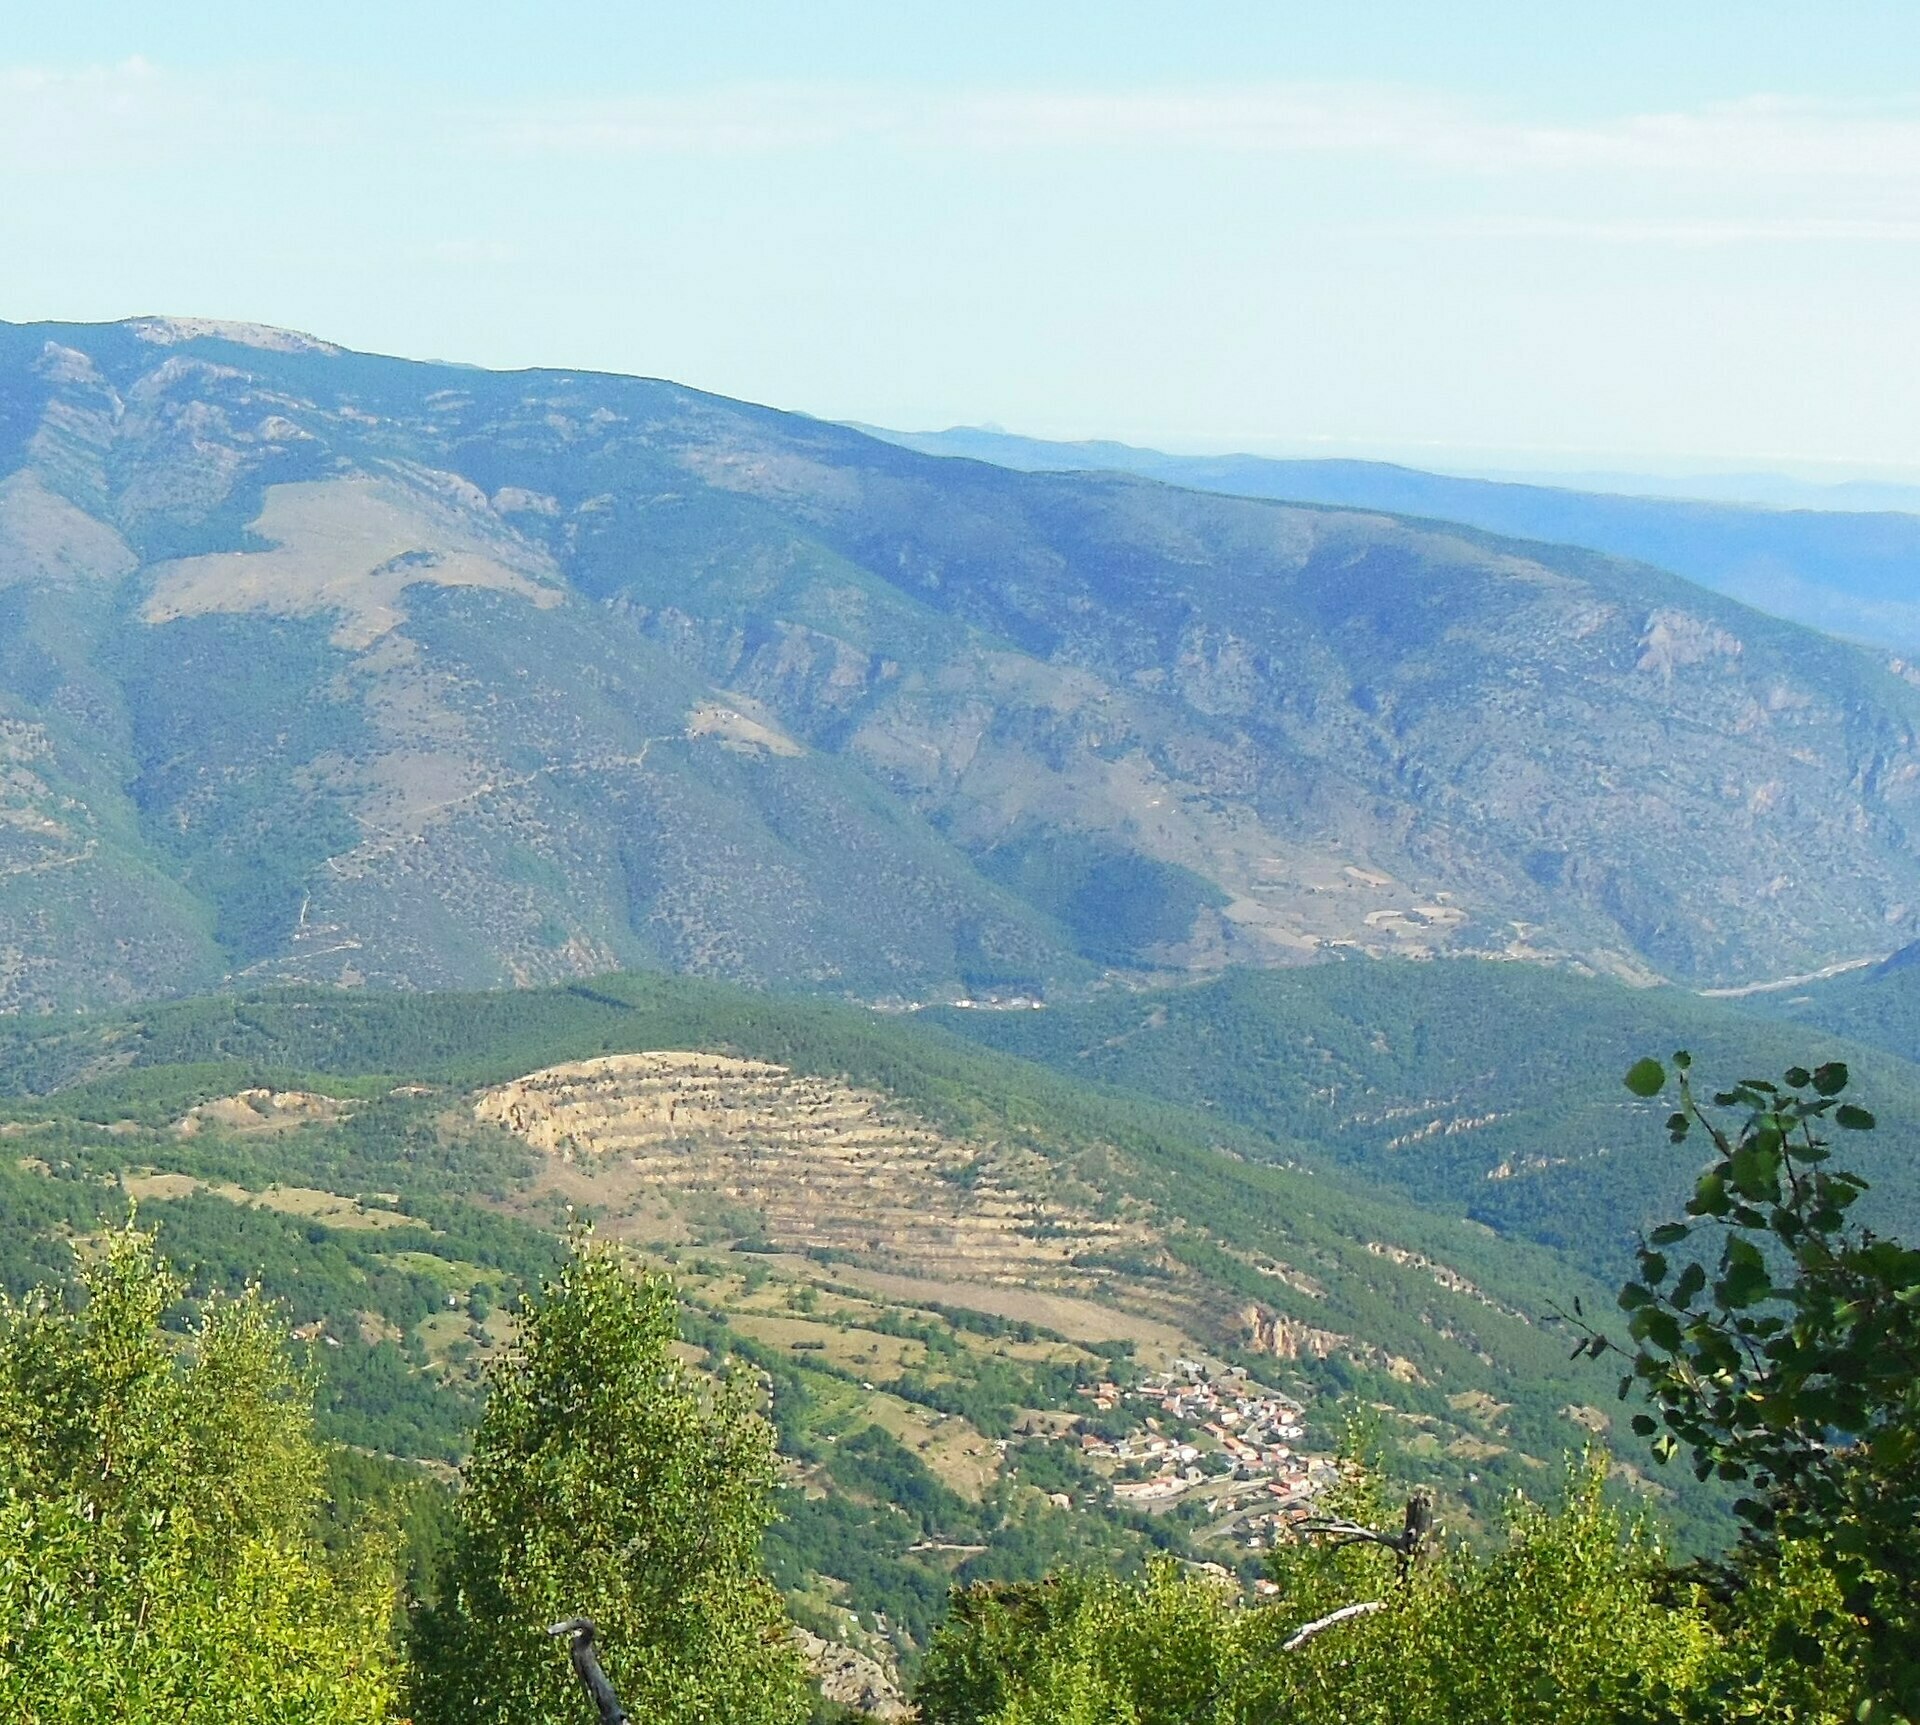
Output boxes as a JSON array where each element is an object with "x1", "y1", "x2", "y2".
[{"x1": 123, "y1": 315, "x2": 344, "y2": 356}]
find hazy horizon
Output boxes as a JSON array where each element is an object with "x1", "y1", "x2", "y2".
[{"x1": 8, "y1": 3, "x2": 1920, "y2": 483}]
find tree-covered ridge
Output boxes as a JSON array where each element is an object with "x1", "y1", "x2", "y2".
[
  {"x1": 0, "y1": 963, "x2": 1756, "y2": 1694},
  {"x1": 928, "y1": 958, "x2": 1920, "y2": 1277},
  {"x1": 0, "y1": 971, "x2": 1655, "y2": 1498},
  {"x1": 8, "y1": 968, "x2": 1918, "y2": 1710}
]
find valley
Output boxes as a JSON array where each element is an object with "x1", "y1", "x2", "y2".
[
  {"x1": 0, "y1": 962, "x2": 1795, "y2": 1686},
  {"x1": 4, "y1": 314, "x2": 1919, "y2": 1714}
]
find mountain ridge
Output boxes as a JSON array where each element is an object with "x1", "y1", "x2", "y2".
[
  {"x1": 865, "y1": 423, "x2": 1920, "y2": 654},
  {"x1": 4, "y1": 316, "x2": 1920, "y2": 1006}
]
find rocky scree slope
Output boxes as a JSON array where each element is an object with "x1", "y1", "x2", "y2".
[{"x1": 3, "y1": 315, "x2": 1920, "y2": 1006}]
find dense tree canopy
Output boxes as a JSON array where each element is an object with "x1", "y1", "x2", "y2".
[
  {"x1": 409, "y1": 1231, "x2": 809, "y2": 1725},
  {"x1": 0, "y1": 1224, "x2": 401, "y2": 1723}
]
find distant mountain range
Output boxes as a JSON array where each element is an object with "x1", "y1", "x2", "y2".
[
  {"x1": 5, "y1": 315, "x2": 1920, "y2": 1008},
  {"x1": 867, "y1": 426, "x2": 1920, "y2": 655}
]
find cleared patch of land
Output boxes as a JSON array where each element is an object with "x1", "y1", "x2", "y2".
[
  {"x1": 821, "y1": 1264, "x2": 1193, "y2": 1362},
  {"x1": 175, "y1": 1088, "x2": 350, "y2": 1136},
  {"x1": 142, "y1": 475, "x2": 564, "y2": 648},
  {"x1": 120, "y1": 1171, "x2": 416, "y2": 1230}
]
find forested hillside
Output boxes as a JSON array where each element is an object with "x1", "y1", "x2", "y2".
[
  {"x1": 0, "y1": 965, "x2": 1765, "y2": 1703},
  {"x1": 10, "y1": 1033, "x2": 1913, "y2": 1720},
  {"x1": 927, "y1": 958, "x2": 1920, "y2": 1278}
]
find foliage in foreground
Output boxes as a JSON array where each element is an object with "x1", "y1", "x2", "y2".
[
  {"x1": 409, "y1": 1231, "x2": 810, "y2": 1725},
  {"x1": 1607, "y1": 1054, "x2": 1920, "y2": 1713},
  {"x1": 916, "y1": 1460, "x2": 1719, "y2": 1725},
  {"x1": 0, "y1": 1225, "x2": 401, "y2": 1723},
  {"x1": 917, "y1": 1454, "x2": 1906, "y2": 1723}
]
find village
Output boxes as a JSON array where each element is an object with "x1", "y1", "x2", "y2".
[{"x1": 1057, "y1": 1358, "x2": 1339, "y2": 1557}]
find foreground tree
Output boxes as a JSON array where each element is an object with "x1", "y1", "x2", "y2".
[
  {"x1": 1600, "y1": 1054, "x2": 1920, "y2": 1715},
  {"x1": 917, "y1": 1560, "x2": 1241, "y2": 1725},
  {"x1": 0, "y1": 1223, "x2": 401, "y2": 1724},
  {"x1": 409, "y1": 1231, "x2": 808, "y2": 1725},
  {"x1": 916, "y1": 1459, "x2": 1714, "y2": 1724}
]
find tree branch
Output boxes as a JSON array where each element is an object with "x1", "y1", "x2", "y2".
[{"x1": 1282, "y1": 1599, "x2": 1384, "y2": 1652}]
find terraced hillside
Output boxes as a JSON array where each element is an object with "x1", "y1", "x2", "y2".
[
  {"x1": 475, "y1": 1052, "x2": 1159, "y2": 1295},
  {"x1": 0, "y1": 973, "x2": 1673, "y2": 1510}
]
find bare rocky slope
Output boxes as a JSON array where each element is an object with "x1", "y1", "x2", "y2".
[{"x1": 4, "y1": 314, "x2": 1920, "y2": 1007}]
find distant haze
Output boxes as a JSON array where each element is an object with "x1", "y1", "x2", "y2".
[
  {"x1": 5, "y1": 6, "x2": 1920, "y2": 478},
  {"x1": 865, "y1": 424, "x2": 1920, "y2": 653}
]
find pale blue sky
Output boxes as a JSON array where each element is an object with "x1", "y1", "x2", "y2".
[{"x1": 7, "y1": 4, "x2": 1920, "y2": 477}]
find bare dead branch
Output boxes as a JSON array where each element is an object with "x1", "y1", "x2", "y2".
[
  {"x1": 1282, "y1": 1599, "x2": 1384, "y2": 1652},
  {"x1": 1296, "y1": 1491, "x2": 1433, "y2": 1581}
]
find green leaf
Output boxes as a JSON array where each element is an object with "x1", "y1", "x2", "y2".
[
  {"x1": 1783, "y1": 1066, "x2": 1810, "y2": 1088},
  {"x1": 1688, "y1": 1172, "x2": 1731, "y2": 1217},
  {"x1": 1632, "y1": 1308, "x2": 1683, "y2": 1352},
  {"x1": 1812, "y1": 1061, "x2": 1850, "y2": 1097},
  {"x1": 1624, "y1": 1058, "x2": 1666, "y2": 1098},
  {"x1": 1729, "y1": 1141, "x2": 1781, "y2": 1201},
  {"x1": 1719, "y1": 1260, "x2": 1773, "y2": 1310},
  {"x1": 1648, "y1": 1223, "x2": 1690, "y2": 1247},
  {"x1": 1836, "y1": 1104, "x2": 1876, "y2": 1131}
]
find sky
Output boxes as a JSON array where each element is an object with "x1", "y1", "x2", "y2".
[{"x1": 6, "y1": 3, "x2": 1920, "y2": 480}]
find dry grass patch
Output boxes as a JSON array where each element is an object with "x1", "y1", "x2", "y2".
[
  {"x1": 854, "y1": 1392, "x2": 1000, "y2": 1502},
  {"x1": 726, "y1": 1311, "x2": 930, "y2": 1379},
  {"x1": 142, "y1": 475, "x2": 563, "y2": 649},
  {"x1": 174, "y1": 1088, "x2": 349, "y2": 1137},
  {"x1": 822, "y1": 1265, "x2": 1194, "y2": 1363},
  {"x1": 119, "y1": 1172, "x2": 417, "y2": 1231}
]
